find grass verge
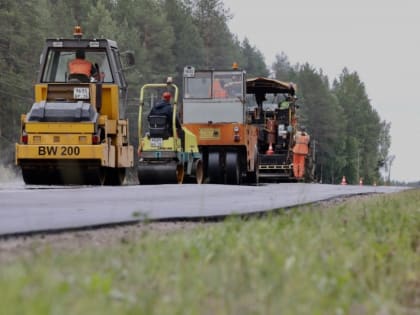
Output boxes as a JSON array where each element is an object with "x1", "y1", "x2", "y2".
[{"x1": 0, "y1": 189, "x2": 419, "y2": 315}]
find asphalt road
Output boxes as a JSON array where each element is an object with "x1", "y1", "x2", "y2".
[{"x1": 0, "y1": 182, "x2": 406, "y2": 236}]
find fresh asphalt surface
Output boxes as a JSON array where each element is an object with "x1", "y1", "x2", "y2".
[{"x1": 0, "y1": 182, "x2": 407, "y2": 236}]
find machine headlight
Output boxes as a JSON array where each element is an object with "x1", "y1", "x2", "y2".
[{"x1": 233, "y1": 125, "x2": 240, "y2": 142}]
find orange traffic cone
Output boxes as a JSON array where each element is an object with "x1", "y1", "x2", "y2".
[
  {"x1": 341, "y1": 176, "x2": 347, "y2": 185},
  {"x1": 266, "y1": 143, "x2": 274, "y2": 155}
]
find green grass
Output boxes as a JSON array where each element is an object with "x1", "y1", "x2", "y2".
[{"x1": 1, "y1": 190, "x2": 419, "y2": 315}]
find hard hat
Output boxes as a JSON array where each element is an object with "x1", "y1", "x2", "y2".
[{"x1": 162, "y1": 92, "x2": 171, "y2": 101}]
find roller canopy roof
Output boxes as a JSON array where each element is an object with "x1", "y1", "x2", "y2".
[{"x1": 246, "y1": 77, "x2": 296, "y2": 95}]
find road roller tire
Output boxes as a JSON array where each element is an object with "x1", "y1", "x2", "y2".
[
  {"x1": 21, "y1": 163, "x2": 106, "y2": 186},
  {"x1": 82, "y1": 167, "x2": 106, "y2": 185},
  {"x1": 138, "y1": 161, "x2": 182, "y2": 185},
  {"x1": 194, "y1": 159, "x2": 204, "y2": 184},
  {"x1": 208, "y1": 151, "x2": 223, "y2": 184},
  {"x1": 225, "y1": 152, "x2": 241, "y2": 185},
  {"x1": 104, "y1": 168, "x2": 126, "y2": 186},
  {"x1": 21, "y1": 168, "x2": 49, "y2": 185},
  {"x1": 176, "y1": 163, "x2": 185, "y2": 184}
]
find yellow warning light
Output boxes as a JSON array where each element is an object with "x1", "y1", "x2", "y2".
[
  {"x1": 232, "y1": 62, "x2": 239, "y2": 70},
  {"x1": 73, "y1": 25, "x2": 83, "y2": 38}
]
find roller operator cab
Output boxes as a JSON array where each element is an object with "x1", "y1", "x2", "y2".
[
  {"x1": 182, "y1": 66, "x2": 315, "y2": 185},
  {"x1": 15, "y1": 26, "x2": 134, "y2": 185}
]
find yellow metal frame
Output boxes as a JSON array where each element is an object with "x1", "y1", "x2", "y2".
[
  {"x1": 25, "y1": 122, "x2": 95, "y2": 134},
  {"x1": 138, "y1": 83, "x2": 179, "y2": 148},
  {"x1": 16, "y1": 143, "x2": 109, "y2": 165},
  {"x1": 27, "y1": 134, "x2": 93, "y2": 145}
]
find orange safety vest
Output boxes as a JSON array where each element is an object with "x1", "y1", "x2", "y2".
[
  {"x1": 293, "y1": 132, "x2": 310, "y2": 154},
  {"x1": 68, "y1": 59, "x2": 92, "y2": 77},
  {"x1": 213, "y1": 80, "x2": 227, "y2": 98}
]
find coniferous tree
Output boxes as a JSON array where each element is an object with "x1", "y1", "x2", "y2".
[
  {"x1": 240, "y1": 38, "x2": 268, "y2": 77},
  {"x1": 113, "y1": 0, "x2": 175, "y2": 84},
  {"x1": 190, "y1": 0, "x2": 238, "y2": 68},
  {"x1": 378, "y1": 120, "x2": 391, "y2": 174},
  {"x1": 85, "y1": 0, "x2": 119, "y2": 39},
  {"x1": 43, "y1": 0, "x2": 93, "y2": 36},
  {"x1": 333, "y1": 69, "x2": 384, "y2": 183},
  {"x1": 272, "y1": 52, "x2": 294, "y2": 80},
  {"x1": 0, "y1": 0, "x2": 44, "y2": 165},
  {"x1": 163, "y1": 0, "x2": 205, "y2": 83},
  {"x1": 295, "y1": 64, "x2": 346, "y2": 183}
]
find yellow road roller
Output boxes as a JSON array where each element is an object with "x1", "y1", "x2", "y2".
[
  {"x1": 137, "y1": 82, "x2": 203, "y2": 184},
  {"x1": 15, "y1": 26, "x2": 134, "y2": 185}
]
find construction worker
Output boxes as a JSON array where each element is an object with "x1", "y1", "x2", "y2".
[
  {"x1": 149, "y1": 92, "x2": 184, "y2": 144},
  {"x1": 213, "y1": 79, "x2": 227, "y2": 98},
  {"x1": 68, "y1": 49, "x2": 97, "y2": 82},
  {"x1": 292, "y1": 127, "x2": 310, "y2": 179},
  {"x1": 255, "y1": 92, "x2": 266, "y2": 106},
  {"x1": 278, "y1": 96, "x2": 291, "y2": 110}
]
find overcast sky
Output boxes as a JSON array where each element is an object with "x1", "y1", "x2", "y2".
[{"x1": 223, "y1": 0, "x2": 420, "y2": 182}]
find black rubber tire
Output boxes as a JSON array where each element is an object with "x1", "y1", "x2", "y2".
[
  {"x1": 207, "y1": 151, "x2": 222, "y2": 184},
  {"x1": 104, "y1": 168, "x2": 126, "y2": 186},
  {"x1": 138, "y1": 161, "x2": 180, "y2": 185},
  {"x1": 21, "y1": 169, "x2": 47, "y2": 185},
  {"x1": 225, "y1": 152, "x2": 240, "y2": 185},
  {"x1": 176, "y1": 164, "x2": 185, "y2": 184},
  {"x1": 254, "y1": 157, "x2": 260, "y2": 186},
  {"x1": 194, "y1": 159, "x2": 204, "y2": 184},
  {"x1": 84, "y1": 167, "x2": 106, "y2": 185},
  {"x1": 21, "y1": 162, "x2": 107, "y2": 186}
]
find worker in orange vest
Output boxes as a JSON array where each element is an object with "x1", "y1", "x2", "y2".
[
  {"x1": 292, "y1": 128, "x2": 310, "y2": 179},
  {"x1": 68, "y1": 49, "x2": 97, "y2": 82},
  {"x1": 213, "y1": 79, "x2": 227, "y2": 98}
]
